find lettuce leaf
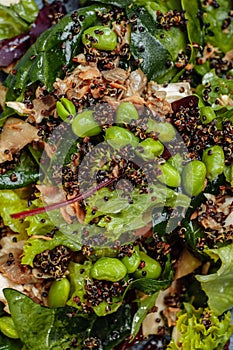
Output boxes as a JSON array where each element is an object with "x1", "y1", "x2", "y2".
[
  {"x1": 85, "y1": 183, "x2": 190, "y2": 236},
  {"x1": 22, "y1": 231, "x2": 81, "y2": 267},
  {"x1": 201, "y1": 0, "x2": 233, "y2": 53},
  {"x1": 0, "y1": 190, "x2": 30, "y2": 236},
  {"x1": 0, "y1": 0, "x2": 38, "y2": 40},
  {"x1": 167, "y1": 303, "x2": 233, "y2": 350},
  {"x1": 196, "y1": 244, "x2": 233, "y2": 315}
]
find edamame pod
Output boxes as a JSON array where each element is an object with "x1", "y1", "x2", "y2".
[
  {"x1": 121, "y1": 246, "x2": 141, "y2": 273},
  {"x1": 116, "y1": 102, "x2": 139, "y2": 124},
  {"x1": 72, "y1": 110, "x2": 101, "y2": 137},
  {"x1": 157, "y1": 162, "x2": 181, "y2": 188},
  {"x1": 133, "y1": 251, "x2": 162, "y2": 279},
  {"x1": 167, "y1": 153, "x2": 184, "y2": 173},
  {"x1": 0, "y1": 316, "x2": 19, "y2": 339},
  {"x1": 82, "y1": 26, "x2": 117, "y2": 51},
  {"x1": 224, "y1": 163, "x2": 233, "y2": 185},
  {"x1": 105, "y1": 126, "x2": 139, "y2": 149},
  {"x1": 182, "y1": 160, "x2": 206, "y2": 196},
  {"x1": 202, "y1": 145, "x2": 225, "y2": 181},
  {"x1": 90, "y1": 257, "x2": 127, "y2": 282},
  {"x1": 147, "y1": 119, "x2": 176, "y2": 142},
  {"x1": 48, "y1": 278, "x2": 71, "y2": 308},
  {"x1": 136, "y1": 138, "x2": 164, "y2": 160},
  {"x1": 200, "y1": 106, "x2": 216, "y2": 124},
  {"x1": 56, "y1": 97, "x2": 76, "y2": 122}
]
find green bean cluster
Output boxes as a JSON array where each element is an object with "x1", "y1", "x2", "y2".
[
  {"x1": 52, "y1": 89, "x2": 228, "y2": 313},
  {"x1": 57, "y1": 99, "x2": 226, "y2": 198}
]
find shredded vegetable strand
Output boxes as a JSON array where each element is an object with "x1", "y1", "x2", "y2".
[{"x1": 11, "y1": 178, "x2": 114, "y2": 219}]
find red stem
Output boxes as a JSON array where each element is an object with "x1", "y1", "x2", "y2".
[{"x1": 11, "y1": 178, "x2": 114, "y2": 220}]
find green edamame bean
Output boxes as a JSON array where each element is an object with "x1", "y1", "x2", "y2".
[
  {"x1": 116, "y1": 102, "x2": 139, "y2": 124},
  {"x1": 157, "y1": 162, "x2": 181, "y2": 187},
  {"x1": 200, "y1": 106, "x2": 216, "y2": 124},
  {"x1": 202, "y1": 145, "x2": 225, "y2": 181},
  {"x1": 182, "y1": 160, "x2": 206, "y2": 196},
  {"x1": 48, "y1": 278, "x2": 70, "y2": 308},
  {"x1": 167, "y1": 153, "x2": 184, "y2": 173},
  {"x1": 72, "y1": 110, "x2": 101, "y2": 137},
  {"x1": 147, "y1": 119, "x2": 176, "y2": 142},
  {"x1": 136, "y1": 138, "x2": 164, "y2": 160},
  {"x1": 121, "y1": 246, "x2": 141, "y2": 273},
  {"x1": 90, "y1": 257, "x2": 127, "y2": 282},
  {"x1": 133, "y1": 251, "x2": 162, "y2": 279},
  {"x1": 56, "y1": 97, "x2": 76, "y2": 122},
  {"x1": 105, "y1": 126, "x2": 139, "y2": 149},
  {"x1": 0, "y1": 316, "x2": 19, "y2": 339},
  {"x1": 224, "y1": 163, "x2": 233, "y2": 185},
  {"x1": 82, "y1": 26, "x2": 117, "y2": 51}
]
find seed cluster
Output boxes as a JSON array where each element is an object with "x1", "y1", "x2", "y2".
[
  {"x1": 82, "y1": 337, "x2": 102, "y2": 350},
  {"x1": 168, "y1": 96, "x2": 233, "y2": 164},
  {"x1": 156, "y1": 10, "x2": 188, "y2": 31},
  {"x1": 202, "y1": 0, "x2": 219, "y2": 8},
  {"x1": 33, "y1": 245, "x2": 72, "y2": 279},
  {"x1": 83, "y1": 8, "x2": 131, "y2": 71},
  {"x1": 83, "y1": 278, "x2": 128, "y2": 309},
  {"x1": 93, "y1": 102, "x2": 115, "y2": 129}
]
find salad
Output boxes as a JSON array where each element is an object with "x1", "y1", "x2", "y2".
[{"x1": 0, "y1": 0, "x2": 232, "y2": 349}]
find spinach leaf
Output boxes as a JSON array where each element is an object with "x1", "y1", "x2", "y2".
[
  {"x1": 5, "y1": 4, "x2": 110, "y2": 95},
  {"x1": 91, "y1": 0, "x2": 132, "y2": 6},
  {"x1": 129, "y1": 278, "x2": 171, "y2": 295},
  {"x1": 91, "y1": 304, "x2": 132, "y2": 349},
  {"x1": 4, "y1": 289, "x2": 91, "y2": 350},
  {"x1": 181, "y1": 0, "x2": 202, "y2": 46},
  {"x1": 130, "y1": 291, "x2": 159, "y2": 339},
  {"x1": 127, "y1": 5, "x2": 173, "y2": 82},
  {"x1": 201, "y1": 0, "x2": 233, "y2": 53},
  {"x1": 0, "y1": 333, "x2": 22, "y2": 350},
  {"x1": 4, "y1": 288, "x2": 131, "y2": 350},
  {"x1": 0, "y1": 150, "x2": 39, "y2": 189}
]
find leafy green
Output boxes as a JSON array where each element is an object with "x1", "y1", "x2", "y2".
[
  {"x1": 167, "y1": 303, "x2": 233, "y2": 350},
  {"x1": 181, "y1": 0, "x2": 202, "y2": 46},
  {"x1": 196, "y1": 244, "x2": 233, "y2": 315},
  {"x1": 128, "y1": 278, "x2": 171, "y2": 295},
  {"x1": 4, "y1": 289, "x2": 91, "y2": 350},
  {"x1": 201, "y1": 0, "x2": 233, "y2": 53},
  {"x1": 22, "y1": 230, "x2": 81, "y2": 266},
  {"x1": 5, "y1": 4, "x2": 110, "y2": 95},
  {"x1": 196, "y1": 69, "x2": 233, "y2": 106},
  {"x1": 127, "y1": 5, "x2": 173, "y2": 82},
  {"x1": 67, "y1": 260, "x2": 92, "y2": 310},
  {"x1": 0, "y1": 189, "x2": 56, "y2": 238},
  {"x1": 85, "y1": 182, "x2": 190, "y2": 237},
  {"x1": 224, "y1": 164, "x2": 233, "y2": 185},
  {"x1": 3, "y1": 288, "x2": 132, "y2": 350},
  {"x1": 0, "y1": 333, "x2": 22, "y2": 350},
  {"x1": 91, "y1": 304, "x2": 132, "y2": 350},
  {"x1": 0, "y1": 190, "x2": 29, "y2": 236},
  {"x1": 0, "y1": 0, "x2": 38, "y2": 40},
  {"x1": 9, "y1": 0, "x2": 38, "y2": 24},
  {"x1": 130, "y1": 291, "x2": 159, "y2": 339},
  {"x1": 0, "y1": 150, "x2": 39, "y2": 189}
]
